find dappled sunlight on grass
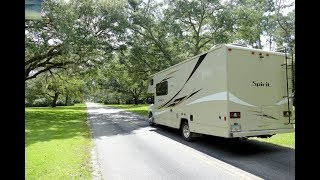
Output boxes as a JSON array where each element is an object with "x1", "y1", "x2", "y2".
[
  {"x1": 25, "y1": 104, "x2": 91, "y2": 179},
  {"x1": 25, "y1": 104, "x2": 89, "y2": 146}
]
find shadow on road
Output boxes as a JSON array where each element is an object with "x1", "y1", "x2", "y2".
[
  {"x1": 87, "y1": 106, "x2": 149, "y2": 138},
  {"x1": 151, "y1": 125, "x2": 291, "y2": 155},
  {"x1": 149, "y1": 125, "x2": 295, "y2": 179}
]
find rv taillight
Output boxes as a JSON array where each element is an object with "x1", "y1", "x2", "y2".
[
  {"x1": 230, "y1": 112, "x2": 241, "y2": 118},
  {"x1": 283, "y1": 111, "x2": 291, "y2": 117}
]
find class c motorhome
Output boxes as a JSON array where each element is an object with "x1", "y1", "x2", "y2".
[{"x1": 147, "y1": 44, "x2": 295, "y2": 141}]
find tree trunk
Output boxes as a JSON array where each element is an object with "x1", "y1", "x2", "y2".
[
  {"x1": 133, "y1": 95, "x2": 139, "y2": 105},
  {"x1": 269, "y1": 36, "x2": 272, "y2": 51},
  {"x1": 51, "y1": 93, "x2": 59, "y2": 107},
  {"x1": 256, "y1": 38, "x2": 262, "y2": 49},
  {"x1": 134, "y1": 98, "x2": 138, "y2": 105},
  {"x1": 65, "y1": 94, "x2": 69, "y2": 106}
]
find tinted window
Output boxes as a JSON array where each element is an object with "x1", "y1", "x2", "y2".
[{"x1": 156, "y1": 81, "x2": 168, "y2": 96}]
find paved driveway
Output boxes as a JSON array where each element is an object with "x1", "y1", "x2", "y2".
[{"x1": 86, "y1": 103, "x2": 294, "y2": 180}]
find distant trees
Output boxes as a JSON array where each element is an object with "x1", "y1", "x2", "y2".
[
  {"x1": 25, "y1": 0, "x2": 128, "y2": 81},
  {"x1": 25, "y1": 70, "x2": 86, "y2": 107},
  {"x1": 25, "y1": 0, "x2": 295, "y2": 106}
]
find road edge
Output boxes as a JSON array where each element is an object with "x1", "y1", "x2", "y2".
[{"x1": 86, "y1": 103, "x2": 103, "y2": 180}]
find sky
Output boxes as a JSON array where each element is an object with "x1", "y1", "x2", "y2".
[
  {"x1": 261, "y1": 0, "x2": 295, "y2": 50},
  {"x1": 25, "y1": 0, "x2": 42, "y2": 20}
]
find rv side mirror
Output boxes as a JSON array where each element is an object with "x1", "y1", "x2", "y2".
[{"x1": 146, "y1": 97, "x2": 153, "y2": 104}]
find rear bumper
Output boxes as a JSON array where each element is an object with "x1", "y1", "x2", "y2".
[{"x1": 231, "y1": 128, "x2": 294, "y2": 138}]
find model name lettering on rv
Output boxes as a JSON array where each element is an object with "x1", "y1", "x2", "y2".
[{"x1": 252, "y1": 81, "x2": 271, "y2": 87}]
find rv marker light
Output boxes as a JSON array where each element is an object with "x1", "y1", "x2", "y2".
[
  {"x1": 230, "y1": 112, "x2": 241, "y2": 118},
  {"x1": 283, "y1": 111, "x2": 291, "y2": 117}
]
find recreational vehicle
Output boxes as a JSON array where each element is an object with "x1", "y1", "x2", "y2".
[{"x1": 147, "y1": 44, "x2": 295, "y2": 141}]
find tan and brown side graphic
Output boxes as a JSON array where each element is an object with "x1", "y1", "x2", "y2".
[{"x1": 157, "y1": 53, "x2": 208, "y2": 109}]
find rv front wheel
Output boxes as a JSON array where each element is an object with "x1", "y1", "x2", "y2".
[{"x1": 181, "y1": 121, "x2": 194, "y2": 141}]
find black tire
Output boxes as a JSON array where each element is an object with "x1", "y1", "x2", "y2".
[
  {"x1": 148, "y1": 113, "x2": 155, "y2": 126},
  {"x1": 181, "y1": 121, "x2": 194, "y2": 141},
  {"x1": 241, "y1": 137, "x2": 248, "y2": 141}
]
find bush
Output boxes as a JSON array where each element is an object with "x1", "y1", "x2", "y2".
[
  {"x1": 103, "y1": 99, "x2": 109, "y2": 104},
  {"x1": 56, "y1": 100, "x2": 65, "y2": 106},
  {"x1": 25, "y1": 97, "x2": 80, "y2": 107},
  {"x1": 73, "y1": 99, "x2": 82, "y2": 104},
  {"x1": 25, "y1": 102, "x2": 33, "y2": 107},
  {"x1": 32, "y1": 98, "x2": 51, "y2": 107},
  {"x1": 68, "y1": 100, "x2": 75, "y2": 106},
  {"x1": 25, "y1": 99, "x2": 32, "y2": 107}
]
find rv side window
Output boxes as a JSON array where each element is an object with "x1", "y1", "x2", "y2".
[
  {"x1": 150, "y1": 79, "x2": 153, "y2": 85},
  {"x1": 156, "y1": 81, "x2": 168, "y2": 96}
]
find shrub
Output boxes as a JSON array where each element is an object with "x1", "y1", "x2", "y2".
[
  {"x1": 73, "y1": 99, "x2": 82, "y2": 104},
  {"x1": 56, "y1": 100, "x2": 65, "y2": 106},
  {"x1": 103, "y1": 99, "x2": 110, "y2": 104},
  {"x1": 32, "y1": 98, "x2": 51, "y2": 107},
  {"x1": 25, "y1": 102, "x2": 33, "y2": 107}
]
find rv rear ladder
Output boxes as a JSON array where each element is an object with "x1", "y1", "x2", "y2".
[{"x1": 281, "y1": 47, "x2": 295, "y2": 125}]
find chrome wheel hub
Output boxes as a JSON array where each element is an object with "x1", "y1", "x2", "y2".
[{"x1": 183, "y1": 124, "x2": 190, "y2": 138}]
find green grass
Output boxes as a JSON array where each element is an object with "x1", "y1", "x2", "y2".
[
  {"x1": 25, "y1": 104, "x2": 92, "y2": 179},
  {"x1": 102, "y1": 104, "x2": 149, "y2": 117},
  {"x1": 100, "y1": 104, "x2": 294, "y2": 149},
  {"x1": 251, "y1": 132, "x2": 295, "y2": 149}
]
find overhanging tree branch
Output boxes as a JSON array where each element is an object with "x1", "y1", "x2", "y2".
[
  {"x1": 25, "y1": 44, "x2": 63, "y2": 66},
  {"x1": 25, "y1": 61, "x2": 73, "y2": 81}
]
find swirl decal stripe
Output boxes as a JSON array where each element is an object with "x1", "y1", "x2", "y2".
[{"x1": 158, "y1": 53, "x2": 208, "y2": 109}]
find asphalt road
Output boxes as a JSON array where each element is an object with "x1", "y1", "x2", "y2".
[{"x1": 86, "y1": 103, "x2": 294, "y2": 180}]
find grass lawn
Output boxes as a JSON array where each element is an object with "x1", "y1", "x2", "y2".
[
  {"x1": 251, "y1": 132, "x2": 295, "y2": 149},
  {"x1": 103, "y1": 104, "x2": 295, "y2": 149},
  {"x1": 103, "y1": 104, "x2": 149, "y2": 117},
  {"x1": 25, "y1": 104, "x2": 92, "y2": 179}
]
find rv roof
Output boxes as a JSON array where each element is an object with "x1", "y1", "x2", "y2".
[
  {"x1": 225, "y1": 44, "x2": 285, "y2": 56},
  {"x1": 148, "y1": 44, "x2": 285, "y2": 78}
]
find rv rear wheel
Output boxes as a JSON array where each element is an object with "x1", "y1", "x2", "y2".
[
  {"x1": 148, "y1": 113, "x2": 155, "y2": 126},
  {"x1": 181, "y1": 121, "x2": 194, "y2": 141}
]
